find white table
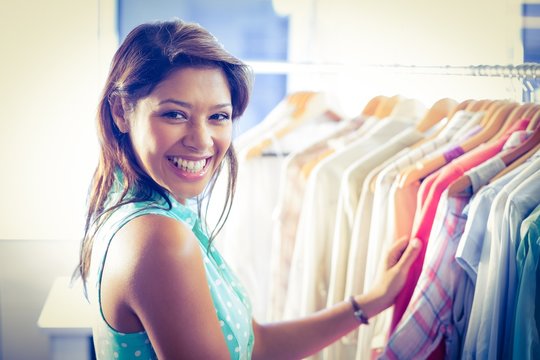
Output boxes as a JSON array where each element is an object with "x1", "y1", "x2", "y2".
[{"x1": 38, "y1": 276, "x2": 94, "y2": 360}]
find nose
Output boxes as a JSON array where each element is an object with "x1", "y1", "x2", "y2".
[{"x1": 182, "y1": 121, "x2": 213, "y2": 151}]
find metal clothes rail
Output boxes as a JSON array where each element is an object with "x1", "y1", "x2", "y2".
[{"x1": 246, "y1": 61, "x2": 540, "y2": 79}]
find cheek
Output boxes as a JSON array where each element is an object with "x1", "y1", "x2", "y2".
[
  {"x1": 129, "y1": 125, "x2": 164, "y2": 166},
  {"x1": 215, "y1": 126, "x2": 233, "y2": 154},
  {"x1": 130, "y1": 132, "x2": 155, "y2": 159}
]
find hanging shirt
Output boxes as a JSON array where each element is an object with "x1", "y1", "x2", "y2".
[
  {"x1": 397, "y1": 121, "x2": 484, "y2": 251},
  {"x1": 513, "y1": 203, "x2": 540, "y2": 360},
  {"x1": 88, "y1": 181, "x2": 254, "y2": 360},
  {"x1": 354, "y1": 113, "x2": 483, "y2": 359},
  {"x1": 454, "y1": 151, "x2": 540, "y2": 360},
  {"x1": 381, "y1": 191, "x2": 470, "y2": 360},
  {"x1": 342, "y1": 109, "x2": 473, "y2": 299},
  {"x1": 234, "y1": 92, "x2": 334, "y2": 154},
  {"x1": 284, "y1": 119, "x2": 424, "y2": 321},
  {"x1": 455, "y1": 148, "x2": 540, "y2": 286},
  {"x1": 477, "y1": 166, "x2": 540, "y2": 359},
  {"x1": 389, "y1": 119, "x2": 530, "y2": 335},
  {"x1": 462, "y1": 154, "x2": 540, "y2": 359},
  {"x1": 324, "y1": 126, "x2": 429, "y2": 360},
  {"x1": 326, "y1": 152, "x2": 402, "y2": 360},
  {"x1": 286, "y1": 97, "x2": 425, "y2": 360},
  {"x1": 268, "y1": 117, "x2": 364, "y2": 321},
  {"x1": 365, "y1": 111, "x2": 476, "y2": 292},
  {"x1": 380, "y1": 131, "x2": 530, "y2": 359},
  {"x1": 223, "y1": 110, "x2": 344, "y2": 321},
  {"x1": 466, "y1": 157, "x2": 507, "y2": 194},
  {"x1": 413, "y1": 123, "x2": 483, "y2": 216},
  {"x1": 381, "y1": 127, "x2": 534, "y2": 359}
]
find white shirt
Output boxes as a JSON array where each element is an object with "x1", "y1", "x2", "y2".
[
  {"x1": 268, "y1": 117, "x2": 364, "y2": 321},
  {"x1": 322, "y1": 126, "x2": 426, "y2": 359},
  {"x1": 284, "y1": 117, "x2": 421, "y2": 321}
]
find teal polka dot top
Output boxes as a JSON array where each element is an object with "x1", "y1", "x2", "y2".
[{"x1": 87, "y1": 188, "x2": 254, "y2": 359}]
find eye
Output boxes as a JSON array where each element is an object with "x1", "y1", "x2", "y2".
[
  {"x1": 162, "y1": 111, "x2": 187, "y2": 121},
  {"x1": 209, "y1": 113, "x2": 231, "y2": 122}
]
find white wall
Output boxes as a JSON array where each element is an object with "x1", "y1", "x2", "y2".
[
  {"x1": 0, "y1": 0, "x2": 116, "y2": 241},
  {"x1": 0, "y1": 1, "x2": 116, "y2": 358}
]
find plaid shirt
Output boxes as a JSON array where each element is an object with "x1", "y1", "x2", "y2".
[{"x1": 382, "y1": 192, "x2": 470, "y2": 359}]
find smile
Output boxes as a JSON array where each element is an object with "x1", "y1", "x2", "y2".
[{"x1": 167, "y1": 156, "x2": 208, "y2": 173}]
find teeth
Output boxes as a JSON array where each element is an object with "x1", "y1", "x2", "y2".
[{"x1": 168, "y1": 156, "x2": 207, "y2": 173}]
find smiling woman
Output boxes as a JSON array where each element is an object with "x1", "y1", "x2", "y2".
[
  {"x1": 74, "y1": 20, "x2": 253, "y2": 359},
  {"x1": 73, "y1": 18, "x2": 420, "y2": 360}
]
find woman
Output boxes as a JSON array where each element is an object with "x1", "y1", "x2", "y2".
[{"x1": 75, "y1": 19, "x2": 421, "y2": 359}]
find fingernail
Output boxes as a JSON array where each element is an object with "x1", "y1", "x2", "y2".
[{"x1": 411, "y1": 238, "x2": 421, "y2": 249}]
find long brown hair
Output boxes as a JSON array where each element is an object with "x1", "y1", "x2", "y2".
[{"x1": 74, "y1": 19, "x2": 252, "y2": 284}]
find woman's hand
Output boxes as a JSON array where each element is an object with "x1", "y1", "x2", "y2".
[
  {"x1": 251, "y1": 237, "x2": 421, "y2": 359},
  {"x1": 365, "y1": 237, "x2": 422, "y2": 314}
]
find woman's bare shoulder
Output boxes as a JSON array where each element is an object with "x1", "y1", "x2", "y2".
[{"x1": 101, "y1": 213, "x2": 229, "y2": 357}]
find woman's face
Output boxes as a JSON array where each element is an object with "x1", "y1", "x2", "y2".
[{"x1": 118, "y1": 67, "x2": 233, "y2": 203}]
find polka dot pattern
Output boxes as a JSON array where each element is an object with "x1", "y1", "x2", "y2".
[{"x1": 88, "y1": 188, "x2": 254, "y2": 359}]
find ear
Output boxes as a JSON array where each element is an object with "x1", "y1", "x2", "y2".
[{"x1": 110, "y1": 96, "x2": 130, "y2": 133}]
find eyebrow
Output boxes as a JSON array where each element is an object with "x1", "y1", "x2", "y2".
[{"x1": 158, "y1": 99, "x2": 232, "y2": 110}]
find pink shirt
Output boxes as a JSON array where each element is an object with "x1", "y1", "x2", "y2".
[
  {"x1": 393, "y1": 143, "x2": 466, "y2": 242},
  {"x1": 389, "y1": 118, "x2": 530, "y2": 335},
  {"x1": 415, "y1": 125, "x2": 483, "y2": 216},
  {"x1": 411, "y1": 146, "x2": 464, "y2": 233}
]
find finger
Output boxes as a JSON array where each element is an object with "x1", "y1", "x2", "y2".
[
  {"x1": 391, "y1": 236, "x2": 410, "y2": 254},
  {"x1": 396, "y1": 238, "x2": 422, "y2": 271},
  {"x1": 387, "y1": 236, "x2": 410, "y2": 267}
]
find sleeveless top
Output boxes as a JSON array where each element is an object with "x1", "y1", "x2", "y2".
[{"x1": 87, "y1": 188, "x2": 255, "y2": 359}]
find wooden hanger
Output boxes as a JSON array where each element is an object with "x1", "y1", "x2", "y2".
[
  {"x1": 465, "y1": 99, "x2": 490, "y2": 112},
  {"x1": 415, "y1": 98, "x2": 458, "y2": 133},
  {"x1": 489, "y1": 102, "x2": 534, "y2": 140},
  {"x1": 374, "y1": 95, "x2": 402, "y2": 119},
  {"x1": 513, "y1": 102, "x2": 536, "y2": 122},
  {"x1": 456, "y1": 101, "x2": 518, "y2": 148},
  {"x1": 289, "y1": 91, "x2": 314, "y2": 118},
  {"x1": 479, "y1": 99, "x2": 497, "y2": 111},
  {"x1": 447, "y1": 103, "x2": 536, "y2": 196},
  {"x1": 528, "y1": 104, "x2": 540, "y2": 130},
  {"x1": 410, "y1": 98, "x2": 476, "y2": 148},
  {"x1": 397, "y1": 101, "x2": 516, "y2": 188},
  {"x1": 243, "y1": 91, "x2": 336, "y2": 159},
  {"x1": 361, "y1": 95, "x2": 388, "y2": 117},
  {"x1": 368, "y1": 98, "x2": 459, "y2": 192},
  {"x1": 495, "y1": 102, "x2": 533, "y2": 128},
  {"x1": 472, "y1": 99, "x2": 507, "y2": 126},
  {"x1": 463, "y1": 100, "x2": 480, "y2": 111},
  {"x1": 480, "y1": 100, "x2": 507, "y2": 123},
  {"x1": 448, "y1": 99, "x2": 475, "y2": 120}
]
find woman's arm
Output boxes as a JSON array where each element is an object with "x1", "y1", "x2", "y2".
[{"x1": 251, "y1": 237, "x2": 421, "y2": 360}]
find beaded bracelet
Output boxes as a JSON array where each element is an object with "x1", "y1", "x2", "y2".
[{"x1": 349, "y1": 296, "x2": 369, "y2": 325}]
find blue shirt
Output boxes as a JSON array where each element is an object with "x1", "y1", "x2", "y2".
[{"x1": 513, "y1": 204, "x2": 540, "y2": 359}]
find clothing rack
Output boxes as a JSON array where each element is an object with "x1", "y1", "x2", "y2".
[{"x1": 246, "y1": 61, "x2": 540, "y2": 79}]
